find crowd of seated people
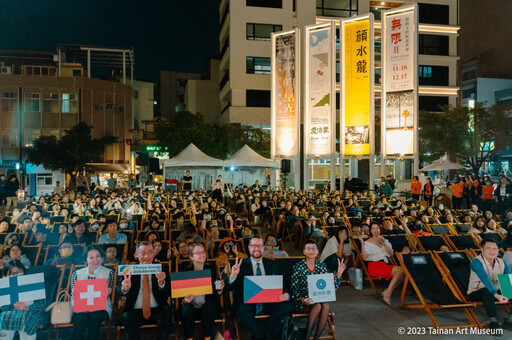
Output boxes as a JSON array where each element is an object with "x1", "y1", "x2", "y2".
[{"x1": 0, "y1": 175, "x2": 509, "y2": 338}]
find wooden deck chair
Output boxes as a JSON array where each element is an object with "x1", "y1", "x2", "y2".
[
  {"x1": 413, "y1": 235, "x2": 452, "y2": 252},
  {"x1": 350, "y1": 238, "x2": 384, "y2": 297},
  {"x1": 445, "y1": 234, "x2": 480, "y2": 252},
  {"x1": 428, "y1": 224, "x2": 457, "y2": 236},
  {"x1": 22, "y1": 244, "x2": 42, "y2": 265},
  {"x1": 397, "y1": 251, "x2": 481, "y2": 329},
  {"x1": 384, "y1": 234, "x2": 418, "y2": 264},
  {"x1": 172, "y1": 259, "x2": 226, "y2": 340},
  {"x1": 452, "y1": 223, "x2": 471, "y2": 235}
]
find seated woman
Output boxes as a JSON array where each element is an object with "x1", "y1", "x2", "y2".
[
  {"x1": 291, "y1": 240, "x2": 345, "y2": 340},
  {"x1": 468, "y1": 238, "x2": 511, "y2": 330},
  {"x1": 181, "y1": 243, "x2": 224, "y2": 340},
  {"x1": 71, "y1": 245, "x2": 114, "y2": 340},
  {"x1": 359, "y1": 222, "x2": 405, "y2": 306},
  {"x1": 1, "y1": 244, "x2": 31, "y2": 269},
  {"x1": 0, "y1": 260, "x2": 48, "y2": 340},
  {"x1": 45, "y1": 242, "x2": 82, "y2": 266},
  {"x1": 152, "y1": 240, "x2": 167, "y2": 263},
  {"x1": 485, "y1": 218, "x2": 507, "y2": 234},
  {"x1": 468, "y1": 216, "x2": 487, "y2": 235}
]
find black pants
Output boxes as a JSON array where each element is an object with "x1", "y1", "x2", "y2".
[
  {"x1": 182, "y1": 301, "x2": 218, "y2": 338},
  {"x1": 238, "y1": 301, "x2": 292, "y2": 340},
  {"x1": 452, "y1": 196, "x2": 463, "y2": 209},
  {"x1": 72, "y1": 310, "x2": 109, "y2": 340},
  {"x1": 468, "y1": 288, "x2": 498, "y2": 318},
  {"x1": 124, "y1": 306, "x2": 172, "y2": 340}
]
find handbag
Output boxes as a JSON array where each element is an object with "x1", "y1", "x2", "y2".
[
  {"x1": 348, "y1": 267, "x2": 363, "y2": 290},
  {"x1": 45, "y1": 290, "x2": 73, "y2": 324}
]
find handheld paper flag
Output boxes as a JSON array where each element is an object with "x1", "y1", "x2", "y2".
[
  {"x1": 73, "y1": 278, "x2": 108, "y2": 312},
  {"x1": 498, "y1": 274, "x2": 512, "y2": 299},
  {"x1": 171, "y1": 270, "x2": 212, "y2": 298},
  {"x1": 244, "y1": 275, "x2": 282, "y2": 303},
  {"x1": 118, "y1": 264, "x2": 162, "y2": 276},
  {"x1": 0, "y1": 272, "x2": 46, "y2": 305},
  {"x1": 307, "y1": 273, "x2": 336, "y2": 303}
]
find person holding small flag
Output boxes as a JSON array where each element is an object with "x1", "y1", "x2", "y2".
[
  {"x1": 179, "y1": 242, "x2": 224, "y2": 340},
  {"x1": 0, "y1": 260, "x2": 48, "y2": 340},
  {"x1": 290, "y1": 239, "x2": 345, "y2": 340},
  {"x1": 70, "y1": 245, "x2": 114, "y2": 340},
  {"x1": 227, "y1": 236, "x2": 292, "y2": 340}
]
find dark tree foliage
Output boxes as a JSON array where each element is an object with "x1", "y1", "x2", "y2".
[
  {"x1": 155, "y1": 111, "x2": 270, "y2": 159},
  {"x1": 419, "y1": 103, "x2": 512, "y2": 174},
  {"x1": 25, "y1": 122, "x2": 117, "y2": 187}
]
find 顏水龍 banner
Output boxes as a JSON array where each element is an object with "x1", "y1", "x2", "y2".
[
  {"x1": 305, "y1": 23, "x2": 335, "y2": 157},
  {"x1": 342, "y1": 18, "x2": 372, "y2": 156},
  {"x1": 382, "y1": 7, "x2": 417, "y2": 156},
  {"x1": 271, "y1": 30, "x2": 299, "y2": 158}
]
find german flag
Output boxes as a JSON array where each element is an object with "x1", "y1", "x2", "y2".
[{"x1": 171, "y1": 269, "x2": 212, "y2": 298}]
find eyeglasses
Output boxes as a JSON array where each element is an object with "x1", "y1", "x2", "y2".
[
  {"x1": 225, "y1": 243, "x2": 234, "y2": 247},
  {"x1": 484, "y1": 247, "x2": 499, "y2": 251},
  {"x1": 305, "y1": 246, "x2": 318, "y2": 251},
  {"x1": 193, "y1": 251, "x2": 206, "y2": 255},
  {"x1": 249, "y1": 244, "x2": 264, "y2": 248},
  {"x1": 267, "y1": 238, "x2": 277, "y2": 242}
]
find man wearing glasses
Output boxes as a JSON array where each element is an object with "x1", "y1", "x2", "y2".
[
  {"x1": 228, "y1": 237, "x2": 292, "y2": 340},
  {"x1": 468, "y1": 238, "x2": 512, "y2": 331}
]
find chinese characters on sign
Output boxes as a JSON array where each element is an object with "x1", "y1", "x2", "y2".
[
  {"x1": 273, "y1": 31, "x2": 298, "y2": 157},
  {"x1": 385, "y1": 12, "x2": 413, "y2": 92},
  {"x1": 343, "y1": 19, "x2": 371, "y2": 156}
]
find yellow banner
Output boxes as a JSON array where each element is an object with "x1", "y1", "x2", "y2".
[{"x1": 344, "y1": 20, "x2": 370, "y2": 156}]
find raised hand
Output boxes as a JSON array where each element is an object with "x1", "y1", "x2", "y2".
[
  {"x1": 337, "y1": 258, "x2": 346, "y2": 278},
  {"x1": 184, "y1": 294, "x2": 196, "y2": 303},
  {"x1": 122, "y1": 273, "x2": 132, "y2": 292},
  {"x1": 155, "y1": 271, "x2": 166, "y2": 286},
  {"x1": 230, "y1": 257, "x2": 243, "y2": 280}
]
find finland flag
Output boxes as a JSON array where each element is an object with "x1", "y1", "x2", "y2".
[{"x1": 0, "y1": 273, "x2": 46, "y2": 305}]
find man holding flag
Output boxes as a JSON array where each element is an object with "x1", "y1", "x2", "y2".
[
  {"x1": 228, "y1": 236, "x2": 292, "y2": 340},
  {"x1": 119, "y1": 241, "x2": 172, "y2": 340}
]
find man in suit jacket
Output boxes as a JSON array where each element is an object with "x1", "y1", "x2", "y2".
[
  {"x1": 228, "y1": 236, "x2": 292, "y2": 340},
  {"x1": 119, "y1": 241, "x2": 171, "y2": 340}
]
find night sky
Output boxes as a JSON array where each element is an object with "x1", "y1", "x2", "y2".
[{"x1": 0, "y1": 0, "x2": 220, "y2": 82}]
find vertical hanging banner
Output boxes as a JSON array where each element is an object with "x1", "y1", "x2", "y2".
[
  {"x1": 271, "y1": 29, "x2": 300, "y2": 158},
  {"x1": 304, "y1": 22, "x2": 336, "y2": 157},
  {"x1": 341, "y1": 15, "x2": 374, "y2": 156},
  {"x1": 382, "y1": 5, "x2": 418, "y2": 156}
]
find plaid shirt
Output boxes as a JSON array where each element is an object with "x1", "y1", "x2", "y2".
[{"x1": 0, "y1": 298, "x2": 48, "y2": 335}]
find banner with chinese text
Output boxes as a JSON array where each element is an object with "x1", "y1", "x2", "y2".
[
  {"x1": 342, "y1": 18, "x2": 372, "y2": 156},
  {"x1": 305, "y1": 23, "x2": 335, "y2": 157},
  {"x1": 382, "y1": 7, "x2": 417, "y2": 156},
  {"x1": 271, "y1": 29, "x2": 299, "y2": 158}
]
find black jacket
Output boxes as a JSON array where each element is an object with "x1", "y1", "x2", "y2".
[
  {"x1": 4, "y1": 179, "x2": 19, "y2": 197},
  {"x1": 120, "y1": 272, "x2": 170, "y2": 312},
  {"x1": 227, "y1": 257, "x2": 283, "y2": 309}
]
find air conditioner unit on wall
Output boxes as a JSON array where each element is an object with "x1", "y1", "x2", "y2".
[{"x1": 0, "y1": 66, "x2": 12, "y2": 74}]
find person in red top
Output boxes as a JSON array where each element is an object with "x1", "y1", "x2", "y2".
[
  {"x1": 423, "y1": 177, "x2": 434, "y2": 206},
  {"x1": 451, "y1": 178, "x2": 465, "y2": 209},
  {"x1": 482, "y1": 180, "x2": 495, "y2": 213},
  {"x1": 411, "y1": 176, "x2": 422, "y2": 201}
]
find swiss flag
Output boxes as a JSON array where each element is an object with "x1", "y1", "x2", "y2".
[{"x1": 73, "y1": 278, "x2": 108, "y2": 313}]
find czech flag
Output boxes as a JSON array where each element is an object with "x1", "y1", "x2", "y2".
[
  {"x1": 244, "y1": 275, "x2": 283, "y2": 303},
  {"x1": 171, "y1": 269, "x2": 212, "y2": 298}
]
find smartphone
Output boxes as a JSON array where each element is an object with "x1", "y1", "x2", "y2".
[{"x1": 215, "y1": 280, "x2": 222, "y2": 290}]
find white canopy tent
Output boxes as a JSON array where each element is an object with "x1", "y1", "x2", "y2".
[
  {"x1": 162, "y1": 143, "x2": 224, "y2": 191},
  {"x1": 223, "y1": 145, "x2": 279, "y2": 188}
]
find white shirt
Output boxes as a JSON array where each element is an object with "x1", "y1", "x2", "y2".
[
  {"x1": 133, "y1": 275, "x2": 159, "y2": 309},
  {"x1": 251, "y1": 257, "x2": 265, "y2": 276},
  {"x1": 364, "y1": 240, "x2": 392, "y2": 264}
]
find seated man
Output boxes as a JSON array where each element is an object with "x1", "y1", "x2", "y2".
[
  {"x1": 98, "y1": 219, "x2": 128, "y2": 244},
  {"x1": 228, "y1": 236, "x2": 292, "y2": 340},
  {"x1": 63, "y1": 219, "x2": 93, "y2": 245},
  {"x1": 468, "y1": 238, "x2": 511, "y2": 331},
  {"x1": 119, "y1": 241, "x2": 172, "y2": 340},
  {"x1": 302, "y1": 215, "x2": 327, "y2": 251}
]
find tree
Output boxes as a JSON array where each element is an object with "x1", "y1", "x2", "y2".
[
  {"x1": 419, "y1": 103, "x2": 512, "y2": 174},
  {"x1": 155, "y1": 111, "x2": 270, "y2": 159},
  {"x1": 25, "y1": 122, "x2": 117, "y2": 188}
]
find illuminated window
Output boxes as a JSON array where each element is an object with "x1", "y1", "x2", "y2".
[
  {"x1": 25, "y1": 93, "x2": 40, "y2": 112},
  {"x1": 61, "y1": 93, "x2": 78, "y2": 113},
  {"x1": 246, "y1": 57, "x2": 271, "y2": 74}
]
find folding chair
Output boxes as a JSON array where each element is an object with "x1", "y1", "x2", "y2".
[
  {"x1": 351, "y1": 238, "x2": 383, "y2": 297},
  {"x1": 428, "y1": 224, "x2": 456, "y2": 236},
  {"x1": 397, "y1": 252, "x2": 481, "y2": 329},
  {"x1": 445, "y1": 234, "x2": 480, "y2": 252},
  {"x1": 414, "y1": 235, "x2": 452, "y2": 252}
]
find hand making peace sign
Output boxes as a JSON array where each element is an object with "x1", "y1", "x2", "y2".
[{"x1": 230, "y1": 257, "x2": 243, "y2": 281}]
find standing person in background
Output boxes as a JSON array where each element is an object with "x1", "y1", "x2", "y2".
[
  {"x1": 424, "y1": 177, "x2": 434, "y2": 206},
  {"x1": 4, "y1": 174, "x2": 19, "y2": 212},
  {"x1": 53, "y1": 181, "x2": 64, "y2": 196},
  {"x1": 379, "y1": 178, "x2": 392, "y2": 198},
  {"x1": 387, "y1": 174, "x2": 396, "y2": 191},
  {"x1": 211, "y1": 176, "x2": 224, "y2": 203},
  {"x1": 471, "y1": 178, "x2": 483, "y2": 210},
  {"x1": 494, "y1": 176, "x2": 512, "y2": 215},
  {"x1": 182, "y1": 170, "x2": 193, "y2": 191},
  {"x1": 451, "y1": 177, "x2": 465, "y2": 210},
  {"x1": 107, "y1": 173, "x2": 117, "y2": 191},
  {"x1": 411, "y1": 176, "x2": 422, "y2": 201},
  {"x1": 482, "y1": 179, "x2": 496, "y2": 213},
  {"x1": 0, "y1": 174, "x2": 7, "y2": 207}
]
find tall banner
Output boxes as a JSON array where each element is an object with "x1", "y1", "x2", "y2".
[
  {"x1": 271, "y1": 29, "x2": 299, "y2": 158},
  {"x1": 341, "y1": 15, "x2": 374, "y2": 157},
  {"x1": 304, "y1": 22, "x2": 336, "y2": 157},
  {"x1": 382, "y1": 5, "x2": 418, "y2": 157}
]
